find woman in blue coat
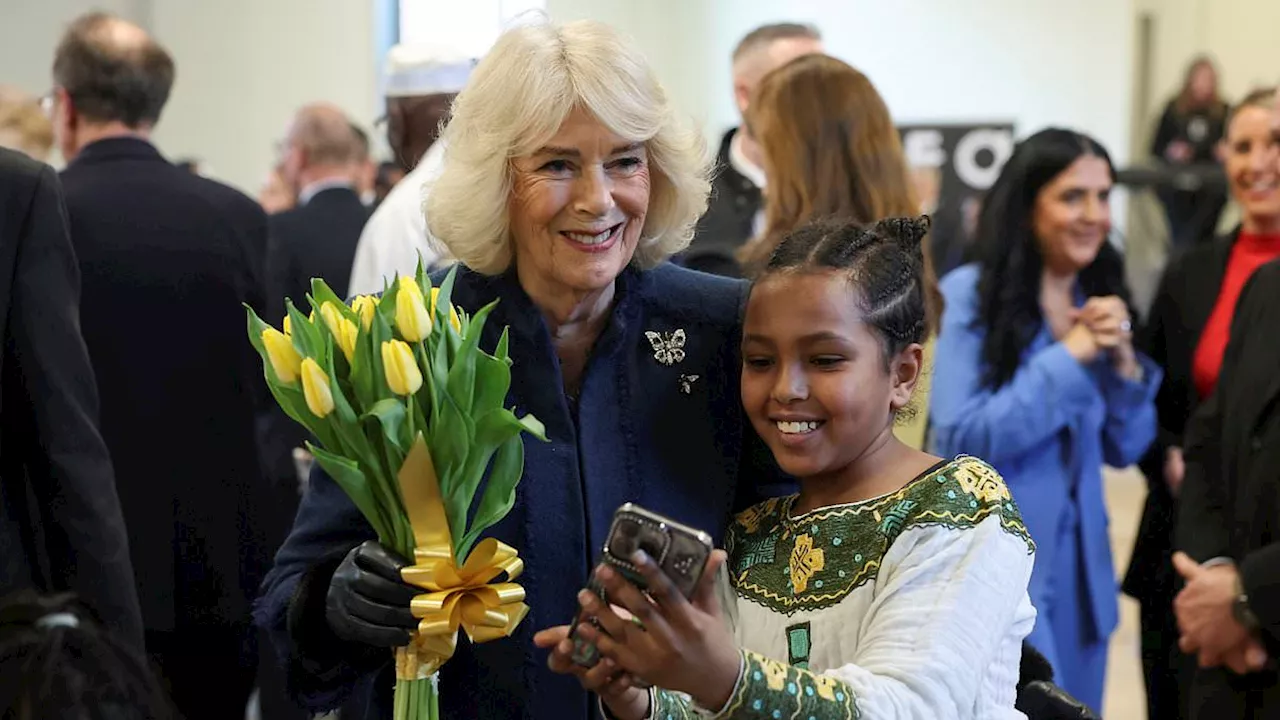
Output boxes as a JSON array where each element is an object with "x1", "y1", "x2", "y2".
[
  {"x1": 930, "y1": 128, "x2": 1160, "y2": 714},
  {"x1": 253, "y1": 20, "x2": 784, "y2": 720}
]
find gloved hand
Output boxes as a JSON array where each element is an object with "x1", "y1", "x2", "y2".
[{"x1": 325, "y1": 540, "x2": 420, "y2": 647}]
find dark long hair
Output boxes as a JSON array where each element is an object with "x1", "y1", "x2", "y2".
[
  {"x1": 0, "y1": 591, "x2": 174, "y2": 719},
  {"x1": 973, "y1": 128, "x2": 1133, "y2": 389}
]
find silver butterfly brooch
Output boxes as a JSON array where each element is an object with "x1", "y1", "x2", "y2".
[{"x1": 645, "y1": 329, "x2": 686, "y2": 366}]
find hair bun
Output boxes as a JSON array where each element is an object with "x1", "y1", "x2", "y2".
[{"x1": 871, "y1": 215, "x2": 931, "y2": 247}]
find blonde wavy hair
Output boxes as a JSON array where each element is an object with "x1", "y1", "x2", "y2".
[{"x1": 426, "y1": 20, "x2": 711, "y2": 275}]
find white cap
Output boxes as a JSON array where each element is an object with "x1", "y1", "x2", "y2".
[{"x1": 384, "y1": 44, "x2": 477, "y2": 98}]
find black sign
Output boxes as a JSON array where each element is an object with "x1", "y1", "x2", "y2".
[{"x1": 899, "y1": 123, "x2": 1015, "y2": 277}]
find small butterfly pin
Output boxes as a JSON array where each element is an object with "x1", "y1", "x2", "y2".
[
  {"x1": 645, "y1": 329, "x2": 686, "y2": 366},
  {"x1": 678, "y1": 374, "x2": 699, "y2": 395}
]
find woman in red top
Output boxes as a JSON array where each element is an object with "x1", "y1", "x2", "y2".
[{"x1": 1124, "y1": 86, "x2": 1280, "y2": 720}]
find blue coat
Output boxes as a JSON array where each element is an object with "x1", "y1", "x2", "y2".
[
  {"x1": 255, "y1": 262, "x2": 786, "y2": 720},
  {"x1": 929, "y1": 265, "x2": 1159, "y2": 648}
]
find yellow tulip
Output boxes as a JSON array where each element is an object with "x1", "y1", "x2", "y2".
[
  {"x1": 350, "y1": 295, "x2": 377, "y2": 331},
  {"x1": 430, "y1": 287, "x2": 463, "y2": 332},
  {"x1": 261, "y1": 328, "x2": 302, "y2": 384},
  {"x1": 381, "y1": 339, "x2": 423, "y2": 396},
  {"x1": 395, "y1": 276, "x2": 432, "y2": 342},
  {"x1": 320, "y1": 302, "x2": 359, "y2": 362},
  {"x1": 300, "y1": 358, "x2": 335, "y2": 418}
]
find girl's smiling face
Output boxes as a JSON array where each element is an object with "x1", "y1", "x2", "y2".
[{"x1": 740, "y1": 270, "x2": 916, "y2": 481}]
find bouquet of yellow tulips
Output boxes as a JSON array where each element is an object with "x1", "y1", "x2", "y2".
[{"x1": 245, "y1": 265, "x2": 545, "y2": 720}]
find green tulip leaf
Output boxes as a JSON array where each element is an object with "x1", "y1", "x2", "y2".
[
  {"x1": 285, "y1": 299, "x2": 325, "y2": 364},
  {"x1": 446, "y1": 300, "x2": 496, "y2": 413},
  {"x1": 472, "y1": 348, "x2": 511, "y2": 416},
  {"x1": 308, "y1": 442, "x2": 394, "y2": 545},
  {"x1": 495, "y1": 327, "x2": 511, "y2": 365},
  {"x1": 349, "y1": 320, "x2": 375, "y2": 410},
  {"x1": 457, "y1": 434, "x2": 524, "y2": 560},
  {"x1": 364, "y1": 398, "x2": 408, "y2": 452},
  {"x1": 309, "y1": 279, "x2": 355, "y2": 321}
]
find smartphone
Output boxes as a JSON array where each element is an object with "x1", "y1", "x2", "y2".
[{"x1": 569, "y1": 503, "x2": 714, "y2": 669}]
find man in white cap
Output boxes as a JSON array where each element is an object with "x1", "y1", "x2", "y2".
[{"x1": 346, "y1": 45, "x2": 474, "y2": 295}]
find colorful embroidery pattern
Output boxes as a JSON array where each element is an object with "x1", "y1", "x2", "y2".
[
  {"x1": 719, "y1": 650, "x2": 861, "y2": 720},
  {"x1": 729, "y1": 456, "x2": 1034, "y2": 614},
  {"x1": 788, "y1": 534, "x2": 825, "y2": 593},
  {"x1": 786, "y1": 622, "x2": 812, "y2": 669},
  {"x1": 649, "y1": 688, "x2": 699, "y2": 720}
]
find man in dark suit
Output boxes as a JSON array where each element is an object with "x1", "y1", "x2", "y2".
[
  {"x1": 259, "y1": 102, "x2": 371, "y2": 503},
  {"x1": 0, "y1": 147, "x2": 143, "y2": 651},
  {"x1": 48, "y1": 13, "x2": 276, "y2": 719},
  {"x1": 677, "y1": 23, "x2": 822, "y2": 278},
  {"x1": 268, "y1": 102, "x2": 372, "y2": 315}
]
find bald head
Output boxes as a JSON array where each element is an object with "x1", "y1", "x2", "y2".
[
  {"x1": 53, "y1": 12, "x2": 174, "y2": 128},
  {"x1": 731, "y1": 23, "x2": 823, "y2": 117},
  {"x1": 287, "y1": 103, "x2": 359, "y2": 167}
]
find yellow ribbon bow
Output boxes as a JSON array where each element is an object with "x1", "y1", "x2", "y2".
[{"x1": 395, "y1": 435, "x2": 529, "y2": 679}]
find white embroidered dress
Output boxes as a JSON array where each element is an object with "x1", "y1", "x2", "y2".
[{"x1": 648, "y1": 456, "x2": 1037, "y2": 720}]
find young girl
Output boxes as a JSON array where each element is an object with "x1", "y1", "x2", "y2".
[{"x1": 535, "y1": 216, "x2": 1037, "y2": 718}]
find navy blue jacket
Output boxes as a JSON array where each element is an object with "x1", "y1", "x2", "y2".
[{"x1": 256, "y1": 261, "x2": 786, "y2": 719}]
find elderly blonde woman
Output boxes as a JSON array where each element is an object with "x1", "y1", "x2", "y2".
[{"x1": 256, "y1": 20, "x2": 784, "y2": 720}]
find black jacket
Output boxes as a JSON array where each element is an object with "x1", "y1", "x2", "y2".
[
  {"x1": 0, "y1": 147, "x2": 143, "y2": 648},
  {"x1": 265, "y1": 185, "x2": 371, "y2": 317},
  {"x1": 60, "y1": 137, "x2": 275, "y2": 632},
  {"x1": 1177, "y1": 259, "x2": 1280, "y2": 717},
  {"x1": 677, "y1": 128, "x2": 761, "y2": 278},
  {"x1": 1124, "y1": 228, "x2": 1241, "y2": 602}
]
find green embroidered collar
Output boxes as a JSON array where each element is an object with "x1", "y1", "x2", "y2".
[{"x1": 726, "y1": 456, "x2": 1033, "y2": 615}]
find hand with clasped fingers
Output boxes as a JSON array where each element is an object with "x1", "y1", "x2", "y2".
[{"x1": 1173, "y1": 552, "x2": 1269, "y2": 675}]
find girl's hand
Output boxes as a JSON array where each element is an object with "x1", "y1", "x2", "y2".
[
  {"x1": 573, "y1": 550, "x2": 741, "y2": 712},
  {"x1": 533, "y1": 625, "x2": 650, "y2": 720}
]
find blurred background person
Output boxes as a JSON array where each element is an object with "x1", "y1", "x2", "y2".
[
  {"x1": 735, "y1": 53, "x2": 941, "y2": 449},
  {"x1": 349, "y1": 120, "x2": 377, "y2": 206},
  {"x1": 678, "y1": 22, "x2": 823, "y2": 277},
  {"x1": 49, "y1": 13, "x2": 277, "y2": 719},
  {"x1": 0, "y1": 145, "x2": 143, "y2": 654},
  {"x1": 373, "y1": 159, "x2": 404, "y2": 206},
  {"x1": 1173, "y1": 90, "x2": 1280, "y2": 712},
  {"x1": 1151, "y1": 56, "x2": 1231, "y2": 249},
  {"x1": 0, "y1": 590, "x2": 174, "y2": 719},
  {"x1": 173, "y1": 156, "x2": 201, "y2": 174},
  {"x1": 268, "y1": 102, "x2": 370, "y2": 314},
  {"x1": 346, "y1": 45, "x2": 472, "y2": 295},
  {"x1": 258, "y1": 165, "x2": 296, "y2": 214},
  {"x1": 1123, "y1": 86, "x2": 1280, "y2": 720},
  {"x1": 930, "y1": 128, "x2": 1160, "y2": 715},
  {"x1": 0, "y1": 86, "x2": 54, "y2": 162}
]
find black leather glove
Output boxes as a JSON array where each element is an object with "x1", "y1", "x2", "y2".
[
  {"x1": 1015, "y1": 681, "x2": 1101, "y2": 720},
  {"x1": 325, "y1": 541, "x2": 420, "y2": 647}
]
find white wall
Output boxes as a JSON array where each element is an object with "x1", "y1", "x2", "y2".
[
  {"x1": 0, "y1": 0, "x2": 144, "y2": 97},
  {"x1": 551, "y1": 0, "x2": 1135, "y2": 165},
  {"x1": 1137, "y1": 0, "x2": 1280, "y2": 141},
  {"x1": 0, "y1": 0, "x2": 380, "y2": 195},
  {"x1": 149, "y1": 0, "x2": 378, "y2": 194}
]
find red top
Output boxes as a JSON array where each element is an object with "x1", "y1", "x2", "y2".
[{"x1": 1193, "y1": 230, "x2": 1280, "y2": 399}]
